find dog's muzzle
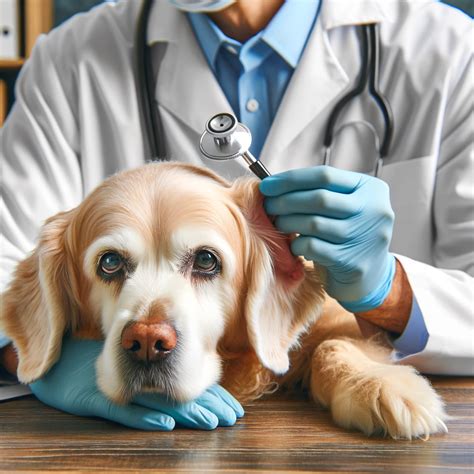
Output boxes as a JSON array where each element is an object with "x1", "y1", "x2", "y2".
[{"x1": 117, "y1": 319, "x2": 182, "y2": 401}]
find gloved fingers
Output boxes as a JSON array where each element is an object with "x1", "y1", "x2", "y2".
[
  {"x1": 192, "y1": 385, "x2": 244, "y2": 426},
  {"x1": 275, "y1": 214, "x2": 352, "y2": 244},
  {"x1": 205, "y1": 384, "x2": 245, "y2": 418},
  {"x1": 290, "y1": 235, "x2": 342, "y2": 267},
  {"x1": 193, "y1": 391, "x2": 237, "y2": 427},
  {"x1": 90, "y1": 395, "x2": 176, "y2": 431},
  {"x1": 260, "y1": 166, "x2": 365, "y2": 197},
  {"x1": 264, "y1": 189, "x2": 360, "y2": 219},
  {"x1": 134, "y1": 393, "x2": 219, "y2": 430}
]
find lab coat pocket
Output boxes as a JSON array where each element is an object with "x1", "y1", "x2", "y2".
[{"x1": 380, "y1": 155, "x2": 436, "y2": 265}]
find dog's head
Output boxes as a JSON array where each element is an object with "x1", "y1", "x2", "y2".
[{"x1": 1, "y1": 163, "x2": 324, "y2": 403}]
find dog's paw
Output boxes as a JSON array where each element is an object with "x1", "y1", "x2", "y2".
[{"x1": 330, "y1": 364, "x2": 449, "y2": 439}]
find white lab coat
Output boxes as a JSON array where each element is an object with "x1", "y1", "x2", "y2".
[{"x1": 1, "y1": 0, "x2": 473, "y2": 375}]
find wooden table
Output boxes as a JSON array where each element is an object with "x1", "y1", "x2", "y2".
[{"x1": 0, "y1": 377, "x2": 473, "y2": 473}]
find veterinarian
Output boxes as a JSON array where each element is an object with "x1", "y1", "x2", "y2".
[{"x1": 1, "y1": 0, "x2": 473, "y2": 429}]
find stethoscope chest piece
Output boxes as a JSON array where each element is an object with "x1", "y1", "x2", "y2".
[
  {"x1": 200, "y1": 112, "x2": 271, "y2": 179},
  {"x1": 200, "y1": 113, "x2": 252, "y2": 161}
]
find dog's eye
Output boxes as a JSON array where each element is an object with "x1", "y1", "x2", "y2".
[
  {"x1": 99, "y1": 252, "x2": 124, "y2": 275},
  {"x1": 193, "y1": 250, "x2": 219, "y2": 274}
]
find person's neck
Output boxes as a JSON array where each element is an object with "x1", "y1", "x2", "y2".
[{"x1": 208, "y1": 0, "x2": 284, "y2": 42}]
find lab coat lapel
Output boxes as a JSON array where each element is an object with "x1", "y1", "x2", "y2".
[
  {"x1": 148, "y1": 0, "x2": 231, "y2": 137},
  {"x1": 260, "y1": 18, "x2": 349, "y2": 164},
  {"x1": 260, "y1": 0, "x2": 395, "y2": 166},
  {"x1": 320, "y1": 0, "x2": 395, "y2": 29}
]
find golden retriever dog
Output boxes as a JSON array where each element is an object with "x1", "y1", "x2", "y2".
[{"x1": 0, "y1": 162, "x2": 447, "y2": 439}]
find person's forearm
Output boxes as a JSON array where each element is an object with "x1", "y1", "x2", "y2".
[
  {"x1": 0, "y1": 343, "x2": 18, "y2": 377},
  {"x1": 355, "y1": 259, "x2": 412, "y2": 335}
]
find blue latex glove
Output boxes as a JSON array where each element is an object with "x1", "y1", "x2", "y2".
[
  {"x1": 30, "y1": 338, "x2": 244, "y2": 430},
  {"x1": 260, "y1": 166, "x2": 396, "y2": 312}
]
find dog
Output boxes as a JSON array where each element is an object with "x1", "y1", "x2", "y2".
[{"x1": 0, "y1": 162, "x2": 448, "y2": 439}]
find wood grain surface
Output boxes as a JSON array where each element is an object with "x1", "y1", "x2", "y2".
[{"x1": 0, "y1": 376, "x2": 473, "y2": 473}]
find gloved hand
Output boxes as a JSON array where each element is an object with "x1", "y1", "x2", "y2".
[
  {"x1": 30, "y1": 337, "x2": 244, "y2": 430},
  {"x1": 260, "y1": 166, "x2": 396, "y2": 312}
]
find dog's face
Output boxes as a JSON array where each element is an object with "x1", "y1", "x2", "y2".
[{"x1": 1, "y1": 163, "x2": 324, "y2": 403}]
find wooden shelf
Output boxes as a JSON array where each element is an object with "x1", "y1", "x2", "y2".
[
  {"x1": 0, "y1": 58, "x2": 25, "y2": 69},
  {"x1": 0, "y1": 0, "x2": 52, "y2": 125},
  {"x1": 25, "y1": 0, "x2": 53, "y2": 58},
  {"x1": 0, "y1": 80, "x2": 6, "y2": 124}
]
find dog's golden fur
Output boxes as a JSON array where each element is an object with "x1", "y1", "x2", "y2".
[{"x1": 0, "y1": 162, "x2": 448, "y2": 439}]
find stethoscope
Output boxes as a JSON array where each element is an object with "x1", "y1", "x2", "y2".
[{"x1": 136, "y1": 0, "x2": 393, "y2": 179}]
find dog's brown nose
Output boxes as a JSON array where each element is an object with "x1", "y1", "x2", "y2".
[{"x1": 121, "y1": 320, "x2": 177, "y2": 362}]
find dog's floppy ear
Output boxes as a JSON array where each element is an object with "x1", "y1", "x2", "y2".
[
  {"x1": 0, "y1": 210, "x2": 78, "y2": 383},
  {"x1": 231, "y1": 178, "x2": 325, "y2": 374}
]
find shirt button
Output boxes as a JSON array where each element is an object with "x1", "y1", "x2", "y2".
[
  {"x1": 226, "y1": 45, "x2": 238, "y2": 55},
  {"x1": 246, "y1": 99, "x2": 259, "y2": 112}
]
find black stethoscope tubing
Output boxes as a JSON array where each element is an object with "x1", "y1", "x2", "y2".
[
  {"x1": 136, "y1": 0, "x2": 393, "y2": 165},
  {"x1": 136, "y1": 0, "x2": 166, "y2": 160},
  {"x1": 323, "y1": 23, "x2": 393, "y2": 159}
]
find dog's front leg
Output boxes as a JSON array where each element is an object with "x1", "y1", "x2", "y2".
[{"x1": 309, "y1": 337, "x2": 448, "y2": 439}]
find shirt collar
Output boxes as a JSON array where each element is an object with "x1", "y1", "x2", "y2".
[
  {"x1": 261, "y1": 0, "x2": 321, "y2": 68},
  {"x1": 187, "y1": 0, "x2": 321, "y2": 70},
  {"x1": 187, "y1": 8, "x2": 232, "y2": 68}
]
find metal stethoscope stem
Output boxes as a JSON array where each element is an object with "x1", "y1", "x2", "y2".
[{"x1": 200, "y1": 113, "x2": 271, "y2": 179}]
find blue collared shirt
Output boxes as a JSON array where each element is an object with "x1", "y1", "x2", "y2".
[
  {"x1": 188, "y1": 0, "x2": 320, "y2": 157},
  {"x1": 392, "y1": 296, "x2": 429, "y2": 359}
]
